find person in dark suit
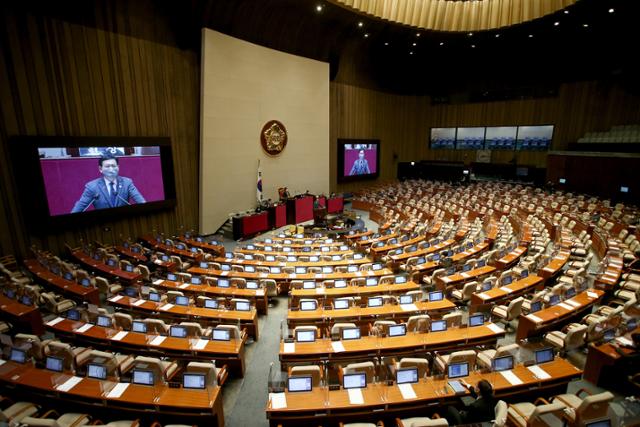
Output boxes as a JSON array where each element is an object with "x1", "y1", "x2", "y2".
[
  {"x1": 349, "y1": 149, "x2": 371, "y2": 176},
  {"x1": 71, "y1": 154, "x2": 145, "y2": 213},
  {"x1": 444, "y1": 379, "x2": 496, "y2": 425}
]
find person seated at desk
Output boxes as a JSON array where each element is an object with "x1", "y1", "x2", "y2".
[{"x1": 444, "y1": 379, "x2": 496, "y2": 425}]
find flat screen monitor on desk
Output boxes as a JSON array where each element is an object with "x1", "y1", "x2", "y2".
[
  {"x1": 296, "y1": 267, "x2": 307, "y2": 274},
  {"x1": 395, "y1": 276, "x2": 407, "y2": 284},
  {"x1": 97, "y1": 315, "x2": 111, "y2": 328},
  {"x1": 469, "y1": 313, "x2": 484, "y2": 327},
  {"x1": 520, "y1": 270, "x2": 529, "y2": 278},
  {"x1": 235, "y1": 301, "x2": 251, "y2": 311},
  {"x1": 213, "y1": 329, "x2": 231, "y2": 341},
  {"x1": 428, "y1": 291, "x2": 443, "y2": 302},
  {"x1": 343, "y1": 372, "x2": 367, "y2": 389},
  {"x1": 586, "y1": 421, "x2": 611, "y2": 427},
  {"x1": 322, "y1": 266, "x2": 333, "y2": 273},
  {"x1": 348, "y1": 266, "x2": 358, "y2": 273},
  {"x1": 548, "y1": 295, "x2": 560, "y2": 306},
  {"x1": 149, "y1": 292, "x2": 161, "y2": 302},
  {"x1": 132, "y1": 369, "x2": 154, "y2": 386},
  {"x1": 170, "y1": 325, "x2": 187, "y2": 338},
  {"x1": 342, "y1": 328, "x2": 360, "y2": 340},
  {"x1": 132, "y1": 321, "x2": 147, "y2": 333},
  {"x1": 565, "y1": 287, "x2": 576, "y2": 299},
  {"x1": 270, "y1": 267, "x2": 281, "y2": 274},
  {"x1": 246, "y1": 281, "x2": 259, "y2": 289},
  {"x1": 167, "y1": 273, "x2": 177, "y2": 281},
  {"x1": 218, "y1": 279, "x2": 230, "y2": 288},
  {"x1": 431, "y1": 320, "x2": 447, "y2": 332},
  {"x1": 399, "y1": 295, "x2": 413, "y2": 305},
  {"x1": 183, "y1": 373, "x2": 206, "y2": 389},
  {"x1": 334, "y1": 299, "x2": 349, "y2": 310},
  {"x1": 367, "y1": 297, "x2": 383, "y2": 307},
  {"x1": 502, "y1": 276, "x2": 513, "y2": 286},
  {"x1": 492, "y1": 356, "x2": 514, "y2": 372},
  {"x1": 534, "y1": 348, "x2": 554, "y2": 364},
  {"x1": 477, "y1": 260, "x2": 486, "y2": 267},
  {"x1": 175, "y1": 296, "x2": 189, "y2": 306},
  {"x1": 288, "y1": 376, "x2": 312, "y2": 392},
  {"x1": 295, "y1": 330, "x2": 316, "y2": 343},
  {"x1": 46, "y1": 356, "x2": 63, "y2": 372},
  {"x1": 10, "y1": 348, "x2": 26, "y2": 363},
  {"x1": 448, "y1": 362, "x2": 469, "y2": 379},
  {"x1": 87, "y1": 363, "x2": 107, "y2": 380},
  {"x1": 335, "y1": 280, "x2": 347, "y2": 288},
  {"x1": 204, "y1": 299, "x2": 218, "y2": 309},
  {"x1": 80, "y1": 278, "x2": 91, "y2": 287},
  {"x1": 388, "y1": 324, "x2": 406, "y2": 337},
  {"x1": 66, "y1": 309, "x2": 80, "y2": 321},
  {"x1": 366, "y1": 278, "x2": 378, "y2": 286},
  {"x1": 530, "y1": 301, "x2": 542, "y2": 313},
  {"x1": 396, "y1": 367, "x2": 418, "y2": 385},
  {"x1": 244, "y1": 266, "x2": 255, "y2": 273},
  {"x1": 481, "y1": 282, "x2": 492, "y2": 291},
  {"x1": 303, "y1": 281, "x2": 315, "y2": 289},
  {"x1": 300, "y1": 300, "x2": 317, "y2": 311}
]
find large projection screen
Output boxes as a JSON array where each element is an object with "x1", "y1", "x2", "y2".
[{"x1": 200, "y1": 29, "x2": 330, "y2": 234}]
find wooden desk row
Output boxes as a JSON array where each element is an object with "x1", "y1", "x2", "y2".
[
  {"x1": 494, "y1": 246, "x2": 527, "y2": 270},
  {"x1": 594, "y1": 255, "x2": 623, "y2": 291},
  {"x1": 470, "y1": 275, "x2": 545, "y2": 306},
  {"x1": 435, "y1": 265, "x2": 497, "y2": 290},
  {"x1": 178, "y1": 236, "x2": 225, "y2": 255},
  {"x1": 406, "y1": 241, "x2": 490, "y2": 278},
  {"x1": 289, "y1": 281, "x2": 419, "y2": 305},
  {"x1": 24, "y1": 259, "x2": 101, "y2": 305},
  {"x1": 516, "y1": 289, "x2": 605, "y2": 341},
  {"x1": 206, "y1": 255, "x2": 373, "y2": 268},
  {"x1": 45, "y1": 317, "x2": 246, "y2": 376},
  {"x1": 538, "y1": 250, "x2": 571, "y2": 280},
  {"x1": 0, "y1": 360, "x2": 224, "y2": 427},
  {"x1": 0, "y1": 294, "x2": 44, "y2": 335},
  {"x1": 388, "y1": 239, "x2": 455, "y2": 263},
  {"x1": 151, "y1": 278, "x2": 269, "y2": 314},
  {"x1": 139, "y1": 235, "x2": 204, "y2": 261},
  {"x1": 279, "y1": 323, "x2": 506, "y2": 367},
  {"x1": 107, "y1": 295, "x2": 260, "y2": 340},
  {"x1": 370, "y1": 235, "x2": 425, "y2": 257},
  {"x1": 286, "y1": 300, "x2": 456, "y2": 329},
  {"x1": 187, "y1": 266, "x2": 396, "y2": 289},
  {"x1": 71, "y1": 250, "x2": 141, "y2": 283},
  {"x1": 266, "y1": 358, "x2": 581, "y2": 427}
]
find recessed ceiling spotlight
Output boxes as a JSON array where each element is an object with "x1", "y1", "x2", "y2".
[
  {"x1": 409, "y1": 51, "x2": 414, "y2": 55},
  {"x1": 384, "y1": 42, "x2": 389, "y2": 46},
  {"x1": 416, "y1": 33, "x2": 421, "y2": 37},
  {"x1": 316, "y1": 4, "x2": 323, "y2": 12},
  {"x1": 439, "y1": 42, "x2": 444, "y2": 46},
  {"x1": 583, "y1": 23, "x2": 589, "y2": 27},
  {"x1": 495, "y1": 34, "x2": 500, "y2": 38},
  {"x1": 412, "y1": 42, "x2": 417, "y2": 46},
  {"x1": 358, "y1": 22, "x2": 363, "y2": 27},
  {"x1": 609, "y1": 8, "x2": 614, "y2": 13},
  {"x1": 564, "y1": 10, "x2": 569, "y2": 14},
  {"x1": 554, "y1": 21, "x2": 560, "y2": 26},
  {"x1": 528, "y1": 34, "x2": 533, "y2": 38},
  {"x1": 364, "y1": 33, "x2": 369, "y2": 38},
  {"x1": 471, "y1": 44, "x2": 476, "y2": 48},
  {"x1": 468, "y1": 32, "x2": 473, "y2": 37}
]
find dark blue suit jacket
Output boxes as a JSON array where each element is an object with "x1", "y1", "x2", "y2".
[{"x1": 71, "y1": 177, "x2": 146, "y2": 213}]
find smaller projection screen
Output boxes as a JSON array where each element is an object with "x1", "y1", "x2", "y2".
[
  {"x1": 430, "y1": 128, "x2": 456, "y2": 149},
  {"x1": 456, "y1": 127, "x2": 485, "y2": 150}
]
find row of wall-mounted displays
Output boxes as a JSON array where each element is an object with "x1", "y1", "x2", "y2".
[{"x1": 430, "y1": 125, "x2": 554, "y2": 151}]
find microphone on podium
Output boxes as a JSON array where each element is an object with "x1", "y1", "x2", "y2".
[{"x1": 82, "y1": 194, "x2": 100, "y2": 212}]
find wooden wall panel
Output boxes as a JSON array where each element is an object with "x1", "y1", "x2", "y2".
[
  {"x1": 0, "y1": 1, "x2": 200, "y2": 257},
  {"x1": 331, "y1": 80, "x2": 640, "y2": 193}
]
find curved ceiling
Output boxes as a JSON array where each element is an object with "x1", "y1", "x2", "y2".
[{"x1": 329, "y1": 0, "x2": 578, "y2": 32}]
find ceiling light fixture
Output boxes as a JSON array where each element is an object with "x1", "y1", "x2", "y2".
[
  {"x1": 608, "y1": 8, "x2": 614, "y2": 13},
  {"x1": 416, "y1": 33, "x2": 421, "y2": 37},
  {"x1": 358, "y1": 22, "x2": 363, "y2": 27},
  {"x1": 495, "y1": 34, "x2": 500, "y2": 38},
  {"x1": 554, "y1": 21, "x2": 560, "y2": 26},
  {"x1": 316, "y1": 4, "x2": 323, "y2": 12},
  {"x1": 583, "y1": 23, "x2": 589, "y2": 27},
  {"x1": 409, "y1": 51, "x2": 414, "y2": 55},
  {"x1": 468, "y1": 32, "x2": 473, "y2": 37},
  {"x1": 364, "y1": 33, "x2": 369, "y2": 38},
  {"x1": 564, "y1": 10, "x2": 569, "y2": 14},
  {"x1": 412, "y1": 42, "x2": 417, "y2": 46},
  {"x1": 471, "y1": 44, "x2": 476, "y2": 48},
  {"x1": 439, "y1": 42, "x2": 444, "y2": 46},
  {"x1": 384, "y1": 42, "x2": 389, "y2": 46},
  {"x1": 528, "y1": 34, "x2": 533, "y2": 38}
]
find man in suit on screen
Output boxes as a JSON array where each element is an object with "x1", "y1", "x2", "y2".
[
  {"x1": 71, "y1": 154, "x2": 146, "y2": 213},
  {"x1": 349, "y1": 149, "x2": 371, "y2": 176}
]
